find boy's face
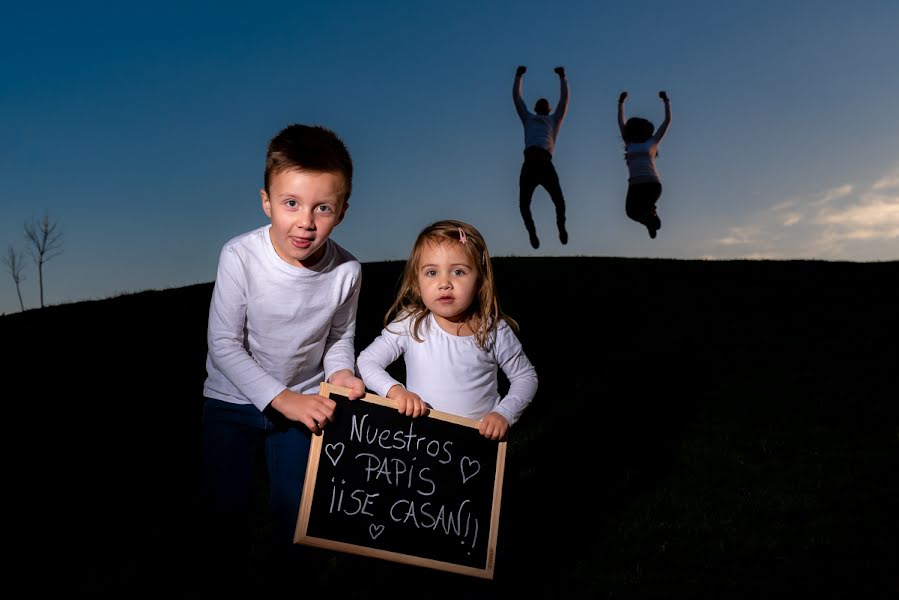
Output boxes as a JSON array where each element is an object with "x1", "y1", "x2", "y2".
[{"x1": 261, "y1": 168, "x2": 348, "y2": 268}]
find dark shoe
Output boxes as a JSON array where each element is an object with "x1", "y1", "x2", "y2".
[
  {"x1": 647, "y1": 213, "x2": 661, "y2": 238},
  {"x1": 529, "y1": 230, "x2": 540, "y2": 249},
  {"x1": 559, "y1": 226, "x2": 568, "y2": 245}
]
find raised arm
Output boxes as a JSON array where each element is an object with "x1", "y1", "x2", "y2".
[
  {"x1": 617, "y1": 91, "x2": 628, "y2": 138},
  {"x1": 513, "y1": 65, "x2": 528, "y2": 121},
  {"x1": 553, "y1": 66, "x2": 569, "y2": 122},
  {"x1": 654, "y1": 90, "x2": 671, "y2": 142}
]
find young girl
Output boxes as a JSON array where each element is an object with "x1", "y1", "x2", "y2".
[
  {"x1": 618, "y1": 90, "x2": 672, "y2": 238},
  {"x1": 356, "y1": 219, "x2": 538, "y2": 441}
]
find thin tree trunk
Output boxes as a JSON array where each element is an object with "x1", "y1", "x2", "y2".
[{"x1": 38, "y1": 260, "x2": 44, "y2": 308}]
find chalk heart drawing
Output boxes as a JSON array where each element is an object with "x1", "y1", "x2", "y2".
[
  {"x1": 325, "y1": 442, "x2": 345, "y2": 466},
  {"x1": 369, "y1": 523, "x2": 385, "y2": 540},
  {"x1": 460, "y1": 456, "x2": 481, "y2": 483}
]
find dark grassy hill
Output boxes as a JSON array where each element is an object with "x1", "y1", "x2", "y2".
[{"x1": 3, "y1": 257, "x2": 898, "y2": 597}]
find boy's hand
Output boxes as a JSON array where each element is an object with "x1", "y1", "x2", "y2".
[
  {"x1": 554, "y1": 66, "x2": 565, "y2": 77},
  {"x1": 387, "y1": 385, "x2": 429, "y2": 418},
  {"x1": 328, "y1": 369, "x2": 365, "y2": 400},
  {"x1": 516, "y1": 65, "x2": 526, "y2": 76},
  {"x1": 270, "y1": 388, "x2": 336, "y2": 435},
  {"x1": 659, "y1": 90, "x2": 669, "y2": 102},
  {"x1": 619, "y1": 91, "x2": 628, "y2": 104},
  {"x1": 479, "y1": 412, "x2": 510, "y2": 441}
]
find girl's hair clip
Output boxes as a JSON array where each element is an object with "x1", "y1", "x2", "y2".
[{"x1": 458, "y1": 228, "x2": 468, "y2": 244}]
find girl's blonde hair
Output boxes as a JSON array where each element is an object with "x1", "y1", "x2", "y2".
[{"x1": 384, "y1": 219, "x2": 518, "y2": 349}]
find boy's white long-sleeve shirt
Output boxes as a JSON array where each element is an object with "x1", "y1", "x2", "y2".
[
  {"x1": 203, "y1": 225, "x2": 361, "y2": 411},
  {"x1": 357, "y1": 314, "x2": 538, "y2": 425}
]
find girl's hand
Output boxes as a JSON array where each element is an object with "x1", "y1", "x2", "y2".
[
  {"x1": 387, "y1": 385, "x2": 429, "y2": 418},
  {"x1": 618, "y1": 91, "x2": 628, "y2": 104},
  {"x1": 479, "y1": 412, "x2": 510, "y2": 441},
  {"x1": 659, "y1": 90, "x2": 669, "y2": 102}
]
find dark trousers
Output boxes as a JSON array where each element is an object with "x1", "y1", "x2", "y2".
[
  {"x1": 625, "y1": 181, "x2": 662, "y2": 226},
  {"x1": 199, "y1": 397, "x2": 312, "y2": 588},
  {"x1": 519, "y1": 146, "x2": 566, "y2": 235}
]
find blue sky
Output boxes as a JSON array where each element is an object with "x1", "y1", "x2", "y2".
[{"x1": 2, "y1": 0, "x2": 898, "y2": 314}]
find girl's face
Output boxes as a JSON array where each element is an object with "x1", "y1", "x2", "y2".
[{"x1": 416, "y1": 239, "x2": 478, "y2": 334}]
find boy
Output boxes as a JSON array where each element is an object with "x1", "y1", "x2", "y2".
[{"x1": 200, "y1": 124, "x2": 365, "y2": 584}]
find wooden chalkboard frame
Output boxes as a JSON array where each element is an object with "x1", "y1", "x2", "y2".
[{"x1": 294, "y1": 382, "x2": 507, "y2": 579}]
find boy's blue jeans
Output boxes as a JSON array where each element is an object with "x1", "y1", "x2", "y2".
[{"x1": 200, "y1": 397, "x2": 311, "y2": 558}]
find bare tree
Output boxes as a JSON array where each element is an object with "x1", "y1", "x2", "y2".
[
  {"x1": 24, "y1": 211, "x2": 63, "y2": 308},
  {"x1": 2, "y1": 244, "x2": 28, "y2": 312}
]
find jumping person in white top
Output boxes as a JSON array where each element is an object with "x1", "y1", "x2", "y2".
[
  {"x1": 357, "y1": 220, "x2": 538, "y2": 441},
  {"x1": 618, "y1": 90, "x2": 672, "y2": 239},
  {"x1": 514, "y1": 65, "x2": 570, "y2": 249}
]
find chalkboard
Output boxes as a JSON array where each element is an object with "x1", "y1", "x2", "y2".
[{"x1": 295, "y1": 382, "x2": 507, "y2": 579}]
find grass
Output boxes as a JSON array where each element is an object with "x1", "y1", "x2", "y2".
[{"x1": 2, "y1": 257, "x2": 897, "y2": 597}]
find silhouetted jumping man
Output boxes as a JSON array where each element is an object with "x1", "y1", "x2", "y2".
[{"x1": 513, "y1": 65, "x2": 569, "y2": 249}]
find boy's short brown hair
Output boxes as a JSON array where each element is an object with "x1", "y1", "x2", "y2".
[{"x1": 264, "y1": 124, "x2": 353, "y2": 202}]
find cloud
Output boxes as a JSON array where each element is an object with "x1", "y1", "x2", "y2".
[
  {"x1": 816, "y1": 198, "x2": 899, "y2": 233},
  {"x1": 871, "y1": 173, "x2": 899, "y2": 192},
  {"x1": 705, "y1": 164, "x2": 899, "y2": 261},
  {"x1": 715, "y1": 226, "x2": 761, "y2": 246}
]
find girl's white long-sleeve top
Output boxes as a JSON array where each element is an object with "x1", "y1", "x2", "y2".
[
  {"x1": 203, "y1": 225, "x2": 361, "y2": 411},
  {"x1": 357, "y1": 313, "x2": 538, "y2": 425}
]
